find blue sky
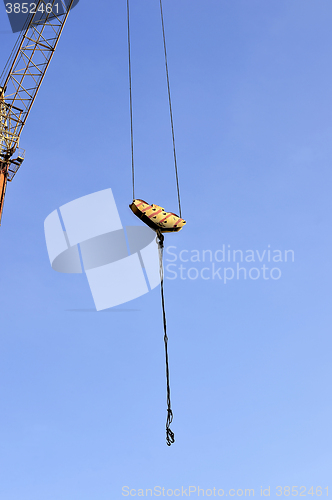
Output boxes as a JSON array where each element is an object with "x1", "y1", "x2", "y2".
[{"x1": 1, "y1": 0, "x2": 332, "y2": 498}]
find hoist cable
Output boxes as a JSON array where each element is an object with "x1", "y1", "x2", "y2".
[
  {"x1": 157, "y1": 230, "x2": 175, "y2": 446},
  {"x1": 126, "y1": 0, "x2": 135, "y2": 200},
  {"x1": 159, "y1": 0, "x2": 182, "y2": 218},
  {"x1": 126, "y1": 0, "x2": 177, "y2": 446}
]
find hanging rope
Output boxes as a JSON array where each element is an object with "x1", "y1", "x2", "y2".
[
  {"x1": 126, "y1": 0, "x2": 135, "y2": 200},
  {"x1": 157, "y1": 229, "x2": 175, "y2": 446},
  {"x1": 126, "y1": 0, "x2": 179, "y2": 446},
  {"x1": 159, "y1": 0, "x2": 182, "y2": 218}
]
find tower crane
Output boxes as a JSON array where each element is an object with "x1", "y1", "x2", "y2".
[{"x1": 0, "y1": 0, "x2": 75, "y2": 224}]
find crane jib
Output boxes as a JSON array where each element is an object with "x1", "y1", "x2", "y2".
[{"x1": 0, "y1": 0, "x2": 76, "y2": 225}]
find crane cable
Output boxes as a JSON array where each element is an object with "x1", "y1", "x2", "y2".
[
  {"x1": 159, "y1": 0, "x2": 182, "y2": 219},
  {"x1": 126, "y1": 0, "x2": 182, "y2": 217},
  {"x1": 126, "y1": 0, "x2": 135, "y2": 201},
  {"x1": 126, "y1": 0, "x2": 179, "y2": 446}
]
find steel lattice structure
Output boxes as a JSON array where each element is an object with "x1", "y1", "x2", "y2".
[{"x1": 0, "y1": 0, "x2": 74, "y2": 223}]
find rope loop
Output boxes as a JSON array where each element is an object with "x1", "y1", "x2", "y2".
[{"x1": 166, "y1": 409, "x2": 175, "y2": 446}]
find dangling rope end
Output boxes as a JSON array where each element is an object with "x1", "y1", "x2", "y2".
[
  {"x1": 166, "y1": 428, "x2": 175, "y2": 447},
  {"x1": 166, "y1": 408, "x2": 175, "y2": 446},
  {"x1": 157, "y1": 228, "x2": 175, "y2": 447}
]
